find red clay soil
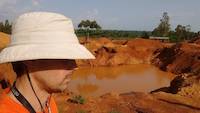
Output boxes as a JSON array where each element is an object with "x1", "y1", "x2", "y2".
[
  {"x1": 0, "y1": 32, "x2": 10, "y2": 49},
  {"x1": 151, "y1": 43, "x2": 200, "y2": 75},
  {"x1": 189, "y1": 36, "x2": 200, "y2": 45},
  {"x1": 54, "y1": 91, "x2": 200, "y2": 113},
  {"x1": 0, "y1": 32, "x2": 16, "y2": 85},
  {"x1": 195, "y1": 39, "x2": 200, "y2": 44},
  {"x1": 56, "y1": 38, "x2": 200, "y2": 113},
  {"x1": 77, "y1": 38, "x2": 165, "y2": 66}
]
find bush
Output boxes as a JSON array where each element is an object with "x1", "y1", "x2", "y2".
[{"x1": 68, "y1": 95, "x2": 86, "y2": 104}]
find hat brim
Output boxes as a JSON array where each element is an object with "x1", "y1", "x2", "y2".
[{"x1": 0, "y1": 43, "x2": 95, "y2": 63}]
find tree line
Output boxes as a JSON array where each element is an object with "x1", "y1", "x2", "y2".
[
  {"x1": 0, "y1": 14, "x2": 199, "y2": 42},
  {"x1": 152, "y1": 12, "x2": 198, "y2": 42},
  {"x1": 0, "y1": 20, "x2": 12, "y2": 34},
  {"x1": 75, "y1": 29, "x2": 150, "y2": 39},
  {"x1": 0, "y1": 19, "x2": 146, "y2": 39},
  {"x1": 77, "y1": 14, "x2": 199, "y2": 42}
]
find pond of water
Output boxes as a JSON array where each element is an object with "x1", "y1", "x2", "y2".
[{"x1": 68, "y1": 64, "x2": 174, "y2": 97}]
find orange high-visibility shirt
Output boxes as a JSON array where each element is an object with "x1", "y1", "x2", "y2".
[{"x1": 0, "y1": 88, "x2": 58, "y2": 113}]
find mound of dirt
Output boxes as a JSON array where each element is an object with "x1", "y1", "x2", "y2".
[
  {"x1": 151, "y1": 43, "x2": 200, "y2": 74},
  {"x1": 195, "y1": 38, "x2": 200, "y2": 44},
  {"x1": 169, "y1": 73, "x2": 200, "y2": 98},
  {"x1": 77, "y1": 38, "x2": 165, "y2": 66},
  {"x1": 189, "y1": 36, "x2": 200, "y2": 45},
  {"x1": 0, "y1": 32, "x2": 10, "y2": 50},
  {"x1": 0, "y1": 32, "x2": 15, "y2": 88}
]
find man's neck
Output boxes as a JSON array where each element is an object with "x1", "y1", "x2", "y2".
[{"x1": 8, "y1": 73, "x2": 50, "y2": 112}]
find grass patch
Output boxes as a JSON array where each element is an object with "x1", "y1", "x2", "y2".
[{"x1": 68, "y1": 95, "x2": 86, "y2": 104}]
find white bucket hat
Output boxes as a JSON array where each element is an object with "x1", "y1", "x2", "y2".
[{"x1": 0, "y1": 12, "x2": 95, "y2": 64}]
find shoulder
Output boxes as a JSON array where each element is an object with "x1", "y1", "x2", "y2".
[
  {"x1": 0, "y1": 99, "x2": 16, "y2": 113},
  {"x1": 0, "y1": 93, "x2": 29, "y2": 113}
]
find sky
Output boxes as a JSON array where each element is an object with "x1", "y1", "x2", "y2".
[{"x1": 0, "y1": 0, "x2": 200, "y2": 32}]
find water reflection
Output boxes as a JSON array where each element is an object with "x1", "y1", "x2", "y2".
[{"x1": 68, "y1": 64, "x2": 174, "y2": 97}]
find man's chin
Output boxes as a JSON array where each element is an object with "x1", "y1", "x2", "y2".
[{"x1": 49, "y1": 87, "x2": 67, "y2": 93}]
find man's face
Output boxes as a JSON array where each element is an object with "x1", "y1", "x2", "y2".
[{"x1": 24, "y1": 59, "x2": 77, "y2": 93}]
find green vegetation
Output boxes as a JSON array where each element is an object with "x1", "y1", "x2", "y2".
[
  {"x1": 78, "y1": 20, "x2": 101, "y2": 42},
  {"x1": 152, "y1": 12, "x2": 198, "y2": 42},
  {"x1": 175, "y1": 25, "x2": 194, "y2": 41},
  {"x1": 78, "y1": 20, "x2": 101, "y2": 30},
  {"x1": 69, "y1": 95, "x2": 86, "y2": 104},
  {"x1": 0, "y1": 20, "x2": 12, "y2": 34},
  {"x1": 77, "y1": 19, "x2": 151, "y2": 40},
  {"x1": 75, "y1": 29, "x2": 151, "y2": 39},
  {"x1": 152, "y1": 12, "x2": 170, "y2": 37}
]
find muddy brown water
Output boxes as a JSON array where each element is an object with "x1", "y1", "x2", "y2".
[{"x1": 68, "y1": 64, "x2": 175, "y2": 97}]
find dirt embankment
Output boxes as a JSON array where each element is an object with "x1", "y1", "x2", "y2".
[
  {"x1": 78, "y1": 37, "x2": 200, "y2": 76},
  {"x1": 77, "y1": 37, "x2": 165, "y2": 66},
  {"x1": 58, "y1": 38, "x2": 200, "y2": 113},
  {"x1": 151, "y1": 43, "x2": 200, "y2": 75},
  {"x1": 149, "y1": 41, "x2": 200, "y2": 112},
  {"x1": 189, "y1": 36, "x2": 200, "y2": 45},
  {"x1": 54, "y1": 37, "x2": 200, "y2": 113},
  {"x1": 0, "y1": 32, "x2": 10, "y2": 49},
  {"x1": 0, "y1": 32, "x2": 15, "y2": 91}
]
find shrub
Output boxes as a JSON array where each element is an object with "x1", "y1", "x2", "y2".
[{"x1": 68, "y1": 95, "x2": 86, "y2": 104}]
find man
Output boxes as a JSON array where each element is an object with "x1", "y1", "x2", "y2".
[{"x1": 0, "y1": 12, "x2": 95, "y2": 113}]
